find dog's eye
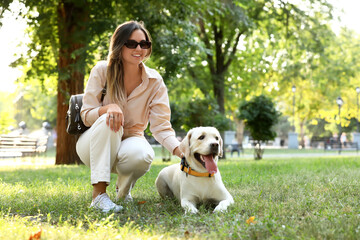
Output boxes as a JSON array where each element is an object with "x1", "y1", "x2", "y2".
[
  {"x1": 215, "y1": 136, "x2": 219, "y2": 140},
  {"x1": 198, "y1": 135, "x2": 205, "y2": 140}
]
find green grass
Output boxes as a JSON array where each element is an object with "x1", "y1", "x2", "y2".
[{"x1": 1, "y1": 154, "x2": 360, "y2": 239}]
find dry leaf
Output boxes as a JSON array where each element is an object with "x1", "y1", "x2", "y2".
[
  {"x1": 29, "y1": 229, "x2": 42, "y2": 240},
  {"x1": 246, "y1": 216, "x2": 257, "y2": 225},
  {"x1": 137, "y1": 201, "x2": 146, "y2": 205},
  {"x1": 184, "y1": 230, "x2": 190, "y2": 239}
]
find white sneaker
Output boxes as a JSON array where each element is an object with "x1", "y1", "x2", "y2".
[{"x1": 90, "y1": 193, "x2": 123, "y2": 213}]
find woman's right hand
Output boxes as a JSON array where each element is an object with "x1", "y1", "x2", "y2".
[{"x1": 100, "y1": 104, "x2": 124, "y2": 132}]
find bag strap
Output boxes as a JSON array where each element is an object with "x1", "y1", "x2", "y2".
[{"x1": 100, "y1": 82, "x2": 107, "y2": 102}]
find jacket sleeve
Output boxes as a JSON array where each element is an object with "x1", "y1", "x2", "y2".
[
  {"x1": 149, "y1": 81, "x2": 180, "y2": 154},
  {"x1": 80, "y1": 62, "x2": 106, "y2": 127}
]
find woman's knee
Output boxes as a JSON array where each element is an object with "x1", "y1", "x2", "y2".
[
  {"x1": 117, "y1": 140, "x2": 154, "y2": 175},
  {"x1": 93, "y1": 114, "x2": 111, "y2": 132},
  {"x1": 76, "y1": 114, "x2": 123, "y2": 167}
]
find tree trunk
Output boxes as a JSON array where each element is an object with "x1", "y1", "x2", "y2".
[
  {"x1": 299, "y1": 119, "x2": 306, "y2": 149},
  {"x1": 254, "y1": 140, "x2": 264, "y2": 160},
  {"x1": 55, "y1": 1, "x2": 88, "y2": 165},
  {"x1": 235, "y1": 118, "x2": 245, "y2": 147},
  {"x1": 212, "y1": 74, "x2": 225, "y2": 114}
]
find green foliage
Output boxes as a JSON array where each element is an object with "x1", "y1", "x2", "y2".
[
  {"x1": 0, "y1": 111, "x2": 16, "y2": 134},
  {"x1": 171, "y1": 95, "x2": 230, "y2": 132},
  {"x1": 238, "y1": 95, "x2": 281, "y2": 141},
  {"x1": 0, "y1": 0, "x2": 12, "y2": 27},
  {"x1": 0, "y1": 92, "x2": 16, "y2": 133},
  {"x1": 123, "y1": 0, "x2": 197, "y2": 84},
  {"x1": 6, "y1": 0, "x2": 360, "y2": 149},
  {"x1": 9, "y1": 64, "x2": 58, "y2": 130}
]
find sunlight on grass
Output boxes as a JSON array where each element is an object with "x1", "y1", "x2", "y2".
[
  {"x1": 1, "y1": 155, "x2": 360, "y2": 239},
  {"x1": 0, "y1": 212, "x2": 179, "y2": 240}
]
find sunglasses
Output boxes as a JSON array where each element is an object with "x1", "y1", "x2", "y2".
[{"x1": 124, "y1": 40, "x2": 152, "y2": 49}]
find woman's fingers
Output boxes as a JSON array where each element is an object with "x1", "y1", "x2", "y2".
[
  {"x1": 109, "y1": 113, "x2": 115, "y2": 131},
  {"x1": 107, "y1": 112, "x2": 123, "y2": 132},
  {"x1": 114, "y1": 114, "x2": 121, "y2": 132}
]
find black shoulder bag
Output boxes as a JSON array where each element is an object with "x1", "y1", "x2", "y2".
[{"x1": 66, "y1": 84, "x2": 107, "y2": 135}]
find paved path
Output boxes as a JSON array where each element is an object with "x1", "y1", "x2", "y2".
[{"x1": 232, "y1": 152, "x2": 359, "y2": 159}]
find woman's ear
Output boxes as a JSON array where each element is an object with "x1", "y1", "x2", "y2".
[{"x1": 179, "y1": 130, "x2": 193, "y2": 157}]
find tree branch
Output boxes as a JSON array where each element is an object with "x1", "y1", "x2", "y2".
[
  {"x1": 224, "y1": 29, "x2": 246, "y2": 70},
  {"x1": 198, "y1": 17, "x2": 215, "y2": 74}
]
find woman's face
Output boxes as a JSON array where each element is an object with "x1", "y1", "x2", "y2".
[{"x1": 121, "y1": 29, "x2": 149, "y2": 66}]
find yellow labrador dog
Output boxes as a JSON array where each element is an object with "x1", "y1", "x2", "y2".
[{"x1": 155, "y1": 127, "x2": 234, "y2": 214}]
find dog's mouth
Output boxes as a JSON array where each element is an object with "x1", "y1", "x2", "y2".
[{"x1": 194, "y1": 153, "x2": 218, "y2": 174}]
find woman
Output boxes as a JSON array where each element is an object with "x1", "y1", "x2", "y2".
[{"x1": 76, "y1": 21, "x2": 183, "y2": 213}]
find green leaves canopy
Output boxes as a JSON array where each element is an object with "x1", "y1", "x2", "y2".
[{"x1": 238, "y1": 95, "x2": 281, "y2": 141}]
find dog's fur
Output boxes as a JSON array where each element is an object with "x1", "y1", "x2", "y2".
[{"x1": 155, "y1": 127, "x2": 234, "y2": 214}]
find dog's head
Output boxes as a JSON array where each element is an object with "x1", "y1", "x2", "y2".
[{"x1": 179, "y1": 127, "x2": 223, "y2": 174}]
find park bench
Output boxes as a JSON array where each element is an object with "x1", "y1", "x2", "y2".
[
  {"x1": 310, "y1": 136, "x2": 330, "y2": 149},
  {"x1": 324, "y1": 141, "x2": 358, "y2": 153},
  {"x1": 226, "y1": 143, "x2": 244, "y2": 157},
  {"x1": 0, "y1": 135, "x2": 49, "y2": 158}
]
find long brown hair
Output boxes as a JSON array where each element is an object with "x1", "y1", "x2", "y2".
[{"x1": 107, "y1": 21, "x2": 152, "y2": 106}]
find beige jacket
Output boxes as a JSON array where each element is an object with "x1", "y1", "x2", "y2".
[{"x1": 81, "y1": 61, "x2": 180, "y2": 154}]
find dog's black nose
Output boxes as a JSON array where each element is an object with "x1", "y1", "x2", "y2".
[{"x1": 210, "y1": 143, "x2": 219, "y2": 152}]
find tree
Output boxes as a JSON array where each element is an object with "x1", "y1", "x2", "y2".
[
  {"x1": 0, "y1": 0, "x2": 12, "y2": 26},
  {"x1": 11, "y1": 0, "x2": 199, "y2": 164},
  {"x1": 14, "y1": 0, "x2": 121, "y2": 164},
  {"x1": 187, "y1": 0, "x2": 335, "y2": 115},
  {"x1": 9, "y1": 0, "x2": 356, "y2": 163},
  {"x1": 238, "y1": 95, "x2": 280, "y2": 160},
  {"x1": 171, "y1": 94, "x2": 230, "y2": 133}
]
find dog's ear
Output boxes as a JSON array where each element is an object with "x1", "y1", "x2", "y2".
[
  {"x1": 219, "y1": 136, "x2": 223, "y2": 157},
  {"x1": 180, "y1": 129, "x2": 193, "y2": 157},
  {"x1": 218, "y1": 133, "x2": 223, "y2": 158}
]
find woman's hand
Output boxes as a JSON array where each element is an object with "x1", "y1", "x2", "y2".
[
  {"x1": 102, "y1": 104, "x2": 124, "y2": 132},
  {"x1": 173, "y1": 146, "x2": 183, "y2": 159}
]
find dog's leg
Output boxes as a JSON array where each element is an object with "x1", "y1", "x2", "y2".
[
  {"x1": 155, "y1": 174, "x2": 175, "y2": 199},
  {"x1": 181, "y1": 199, "x2": 198, "y2": 214},
  {"x1": 213, "y1": 196, "x2": 234, "y2": 213},
  {"x1": 156, "y1": 179, "x2": 174, "y2": 199}
]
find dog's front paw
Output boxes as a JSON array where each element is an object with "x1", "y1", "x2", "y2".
[
  {"x1": 185, "y1": 206, "x2": 199, "y2": 214},
  {"x1": 181, "y1": 199, "x2": 199, "y2": 214},
  {"x1": 213, "y1": 200, "x2": 231, "y2": 213},
  {"x1": 213, "y1": 206, "x2": 227, "y2": 213}
]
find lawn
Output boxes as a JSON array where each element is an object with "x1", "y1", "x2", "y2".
[{"x1": 1, "y1": 153, "x2": 360, "y2": 239}]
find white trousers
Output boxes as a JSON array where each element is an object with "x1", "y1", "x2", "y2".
[{"x1": 76, "y1": 114, "x2": 154, "y2": 199}]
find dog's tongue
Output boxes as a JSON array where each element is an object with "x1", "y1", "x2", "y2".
[{"x1": 203, "y1": 154, "x2": 217, "y2": 174}]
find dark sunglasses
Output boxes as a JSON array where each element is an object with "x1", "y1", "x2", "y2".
[{"x1": 124, "y1": 40, "x2": 152, "y2": 49}]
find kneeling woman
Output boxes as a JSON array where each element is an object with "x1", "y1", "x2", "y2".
[{"x1": 76, "y1": 21, "x2": 183, "y2": 213}]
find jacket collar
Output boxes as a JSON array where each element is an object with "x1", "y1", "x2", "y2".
[
  {"x1": 127, "y1": 62, "x2": 155, "y2": 100},
  {"x1": 180, "y1": 157, "x2": 214, "y2": 178},
  {"x1": 140, "y1": 62, "x2": 159, "y2": 79}
]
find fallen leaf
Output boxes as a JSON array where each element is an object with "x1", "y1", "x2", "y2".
[
  {"x1": 184, "y1": 230, "x2": 190, "y2": 239},
  {"x1": 137, "y1": 201, "x2": 146, "y2": 205},
  {"x1": 29, "y1": 229, "x2": 42, "y2": 240},
  {"x1": 246, "y1": 216, "x2": 257, "y2": 225}
]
